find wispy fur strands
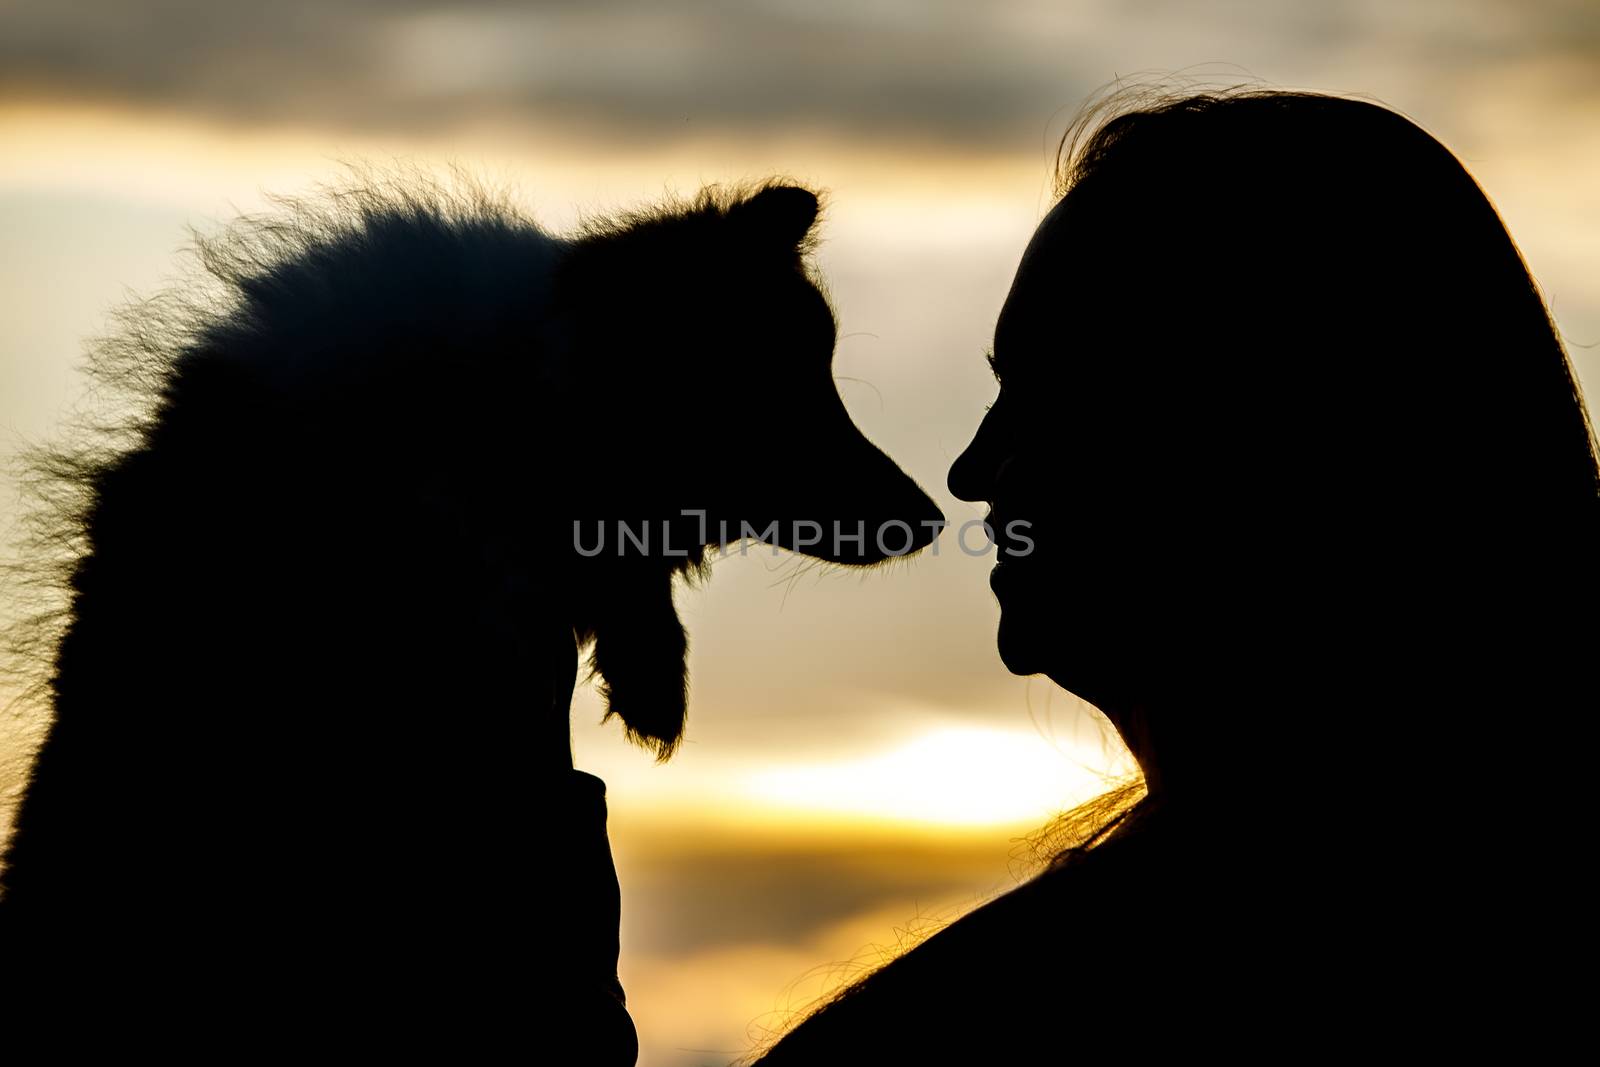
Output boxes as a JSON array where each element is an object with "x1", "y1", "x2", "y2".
[
  {"x1": 0, "y1": 166, "x2": 942, "y2": 961},
  {"x1": 2, "y1": 170, "x2": 545, "y2": 716}
]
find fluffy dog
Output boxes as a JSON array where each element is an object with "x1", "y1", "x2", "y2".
[{"x1": 0, "y1": 175, "x2": 941, "y2": 1042}]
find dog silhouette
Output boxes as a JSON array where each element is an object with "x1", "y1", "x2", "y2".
[{"x1": 0, "y1": 175, "x2": 942, "y2": 1049}]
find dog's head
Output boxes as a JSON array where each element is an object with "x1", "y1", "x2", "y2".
[
  {"x1": 553, "y1": 182, "x2": 943, "y2": 567},
  {"x1": 551, "y1": 182, "x2": 943, "y2": 758}
]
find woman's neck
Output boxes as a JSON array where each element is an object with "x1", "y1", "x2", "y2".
[{"x1": 1106, "y1": 691, "x2": 1349, "y2": 836}]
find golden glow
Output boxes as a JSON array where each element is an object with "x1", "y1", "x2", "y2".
[
  {"x1": 0, "y1": 101, "x2": 1044, "y2": 224},
  {"x1": 743, "y1": 725, "x2": 1120, "y2": 828}
]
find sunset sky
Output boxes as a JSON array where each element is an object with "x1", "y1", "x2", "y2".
[{"x1": 2, "y1": 3, "x2": 1597, "y2": 1064}]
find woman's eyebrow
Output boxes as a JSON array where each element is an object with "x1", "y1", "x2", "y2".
[{"x1": 985, "y1": 347, "x2": 1001, "y2": 380}]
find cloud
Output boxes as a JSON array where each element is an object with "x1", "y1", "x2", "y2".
[
  {"x1": 621, "y1": 895, "x2": 976, "y2": 1067},
  {"x1": 3, "y1": 1, "x2": 1595, "y2": 147},
  {"x1": 615, "y1": 831, "x2": 1009, "y2": 956},
  {"x1": 607, "y1": 817, "x2": 1029, "y2": 1064}
]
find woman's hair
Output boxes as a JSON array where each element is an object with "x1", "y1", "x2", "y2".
[{"x1": 1050, "y1": 88, "x2": 1598, "y2": 514}]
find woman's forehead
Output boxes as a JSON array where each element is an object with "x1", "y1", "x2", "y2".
[
  {"x1": 1017, "y1": 197, "x2": 1080, "y2": 278},
  {"x1": 992, "y1": 199, "x2": 1089, "y2": 370}
]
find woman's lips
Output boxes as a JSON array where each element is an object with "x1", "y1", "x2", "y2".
[
  {"x1": 986, "y1": 511, "x2": 1027, "y2": 554},
  {"x1": 986, "y1": 508, "x2": 1036, "y2": 596},
  {"x1": 988, "y1": 528, "x2": 1019, "y2": 593}
]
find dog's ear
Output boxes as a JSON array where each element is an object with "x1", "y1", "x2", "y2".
[{"x1": 731, "y1": 185, "x2": 819, "y2": 248}]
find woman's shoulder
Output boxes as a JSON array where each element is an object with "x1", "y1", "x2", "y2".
[
  {"x1": 755, "y1": 819, "x2": 1183, "y2": 1063},
  {"x1": 912, "y1": 811, "x2": 1184, "y2": 959}
]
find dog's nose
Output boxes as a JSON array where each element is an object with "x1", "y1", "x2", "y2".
[
  {"x1": 905, "y1": 491, "x2": 946, "y2": 552},
  {"x1": 842, "y1": 483, "x2": 944, "y2": 563}
]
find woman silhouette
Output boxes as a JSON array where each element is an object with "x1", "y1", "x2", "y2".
[{"x1": 757, "y1": 91, "x2": 1597, "y2": 1060}]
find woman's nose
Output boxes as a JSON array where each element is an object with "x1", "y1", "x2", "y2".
[
  {"x1": 947, "y1": 443, "x2": 986, "y2": 502},
  {"x1": 948, "y1": 410, "x2": 1003, "y2": 503}
]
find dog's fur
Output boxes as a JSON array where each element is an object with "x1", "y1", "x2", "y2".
[{"x1": 0, "y1": 174, "x2": 940, "y2": 1021}]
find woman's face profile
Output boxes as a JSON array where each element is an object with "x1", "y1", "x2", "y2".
[{"x1": 949, "y1": 198, "x2": 1192, "y2": 714}]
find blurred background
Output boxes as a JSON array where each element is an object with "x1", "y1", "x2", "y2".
[{"x1": 1, "y1": 2, "x2": 1596, "y2": 1063}]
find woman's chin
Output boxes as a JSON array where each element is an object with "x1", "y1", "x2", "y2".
[{"x1": 995, "y1": 611, "x2": 1049, "y2": 677}]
